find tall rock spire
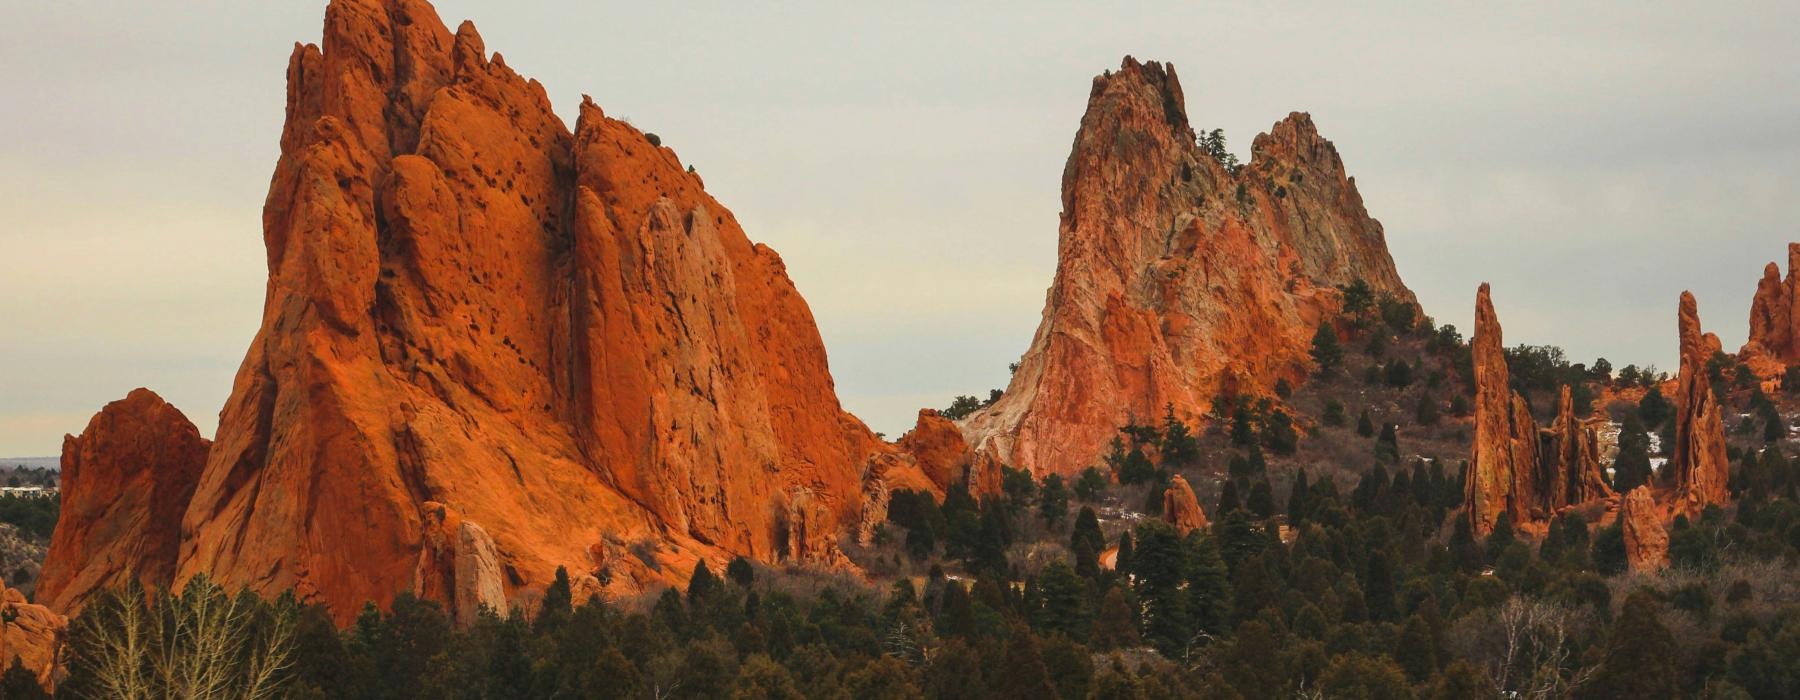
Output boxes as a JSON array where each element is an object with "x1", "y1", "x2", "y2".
[
  {"x1": 1672, "y1": 291, "x2": 1730, "y2": 515},
  {"x1": 1544, "y1": 384, "x2": 1614, "y2": 511},
  {"x1": 1465, "y1": 284, "x2": 1543, "y2": 536},
  {"x1": 961, "y1": 57, "x2": 1415, "y2": 475}
]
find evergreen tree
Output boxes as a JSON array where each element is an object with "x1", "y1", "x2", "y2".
[
  {"x1": 1357, "y1": 409, "x2": 1376, "y2": 437},
  {"x1": 1395, "y1": 613, "x2": 1438, "y2": 681},
  {"x1": 1287, "y1": 475, "x2": 1311, "y2": 531},
  {"x1": 1415, "y1": 393, "x2": 1440, "y2": 426},
  {"x1": 1071, "y1": 508, "x2": 1105, "y2": 572},
  {"x1": 1363, "y1": 550, "x2": 1399, "y2": 622},
  {"x1": 1217, "y1": 480, "x2": 1241, "y2": 514},
  {"x1": 1614, "y1": 413, "x2": 1654, "y2": 492},
  {"x1": 1131, "y1": 522, "x2": 1192, "y2": 656},
  {"x1": 1587, "y1": 592, "x2": 1680, "y2": 698},
  {"x1": 1033, "y1": 562, "x2": 1089, "y2": 639},
  {"x1": 1246, "y1": 478, "x2": 1275, "y2": 519},
  {"x1": 1323, "y1": 400, "x2": 1347, "y2": 427},
  {"x1": 1090, "y1": 587, "x2": 1142, "y2": 651},
  {"x1": 1038, "y1": 474, "x2": 1070, "y2": 526},
  {"x1": 1376, "y1": 422, "x2": 1400, "y2": 463},
  {"x1": 993, "y1": 624, "x2": 1059, "y2": 700},
  {"x1": 726, "y1": 556, "x2": 756, "y2": 588},
  {"x1": 1160, "y1": 404, "x2": 1199, "y2": 467},
  {"x1": 0, "y1": 658, "x2": 47, "y2": 700},
  {"x1": 1074, "y1": 467, "x2": 1108, "y2": 502},
  {"x1": 1312, "y1": 320, "x2": 1343, "y2": 375}
]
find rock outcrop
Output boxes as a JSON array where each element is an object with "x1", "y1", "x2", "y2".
[
  {"x1": 1620, "y1": 486, "x2": 1669, "y2": 573},
  {"x1": 1465, "y1": 284, "x2": 1544, "y2": 536},
  {"x1": 960, "y1": 57, "x2": 1415, "y2": 475},
  {"x1": 895, "y1": 409, "x2": 969, "y2": 495},
  {"x1": 1671, "y1": 292, "x2": 1730, "y2": 515},
  {"x1": 1740, "y1": 243, "x2": 1800, "y2": 384},
  {"x1": 1543, "y1": 385, "x2": 1613, "y2": 511},
  {"x1": 1161, "y1": 475, "x2": 1209, "y2": 534},
  {"x1": 43, "y1": 0, "x2": 893, "y2": 624},
  {"x1": 38, "y1": 389, "x2": 209, "y2": 614},
  {"x1": 0, "y1": 583, "x2": 64, "y2": 690}
]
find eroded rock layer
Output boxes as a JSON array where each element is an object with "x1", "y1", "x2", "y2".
[
  {"x1": 1671, "y1": 292, "x2": 1730, "y2": 515},
  {"x1": 37, "y1": 0, "x2": 892, "y2": 623},
  {"x1": 39, "y1": 389, "x2": 209, "y2": 614},
  {"x1": 960, "y1": 57, "x2": 1415, "y2": 475}
]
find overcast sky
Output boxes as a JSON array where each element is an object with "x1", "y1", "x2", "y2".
[{"x1": 2, "y1": 1, "x2": 1797, "y2": 456}]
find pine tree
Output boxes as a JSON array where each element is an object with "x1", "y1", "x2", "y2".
[
  {"x1": 1161, "y1": 404, "x2": 1199, "y2": 466},
  {"x1": 1613, "y1": 413, "x2": 1654, "y2": 492},
  {"x1": 1588, "y1": 592, "x2": 1680, "y2": 697},
  {"x1": 1038, "y1": 474, "x2": 1070, "y2": 526},
  {"x1": 1090, "y1": 587, "x2": 1142, "y2": 651},
  {"x1": 1357, "y1": 409, "x2": 1376, "y2": 437},
  {"x1": 1131, "y1": 522, "x2": 1191, "y2": 656},
  {"x1": 1312, "y1": 320, "x2": 1344, "y2": 375},
  {"x1": 1376, "y1": 422, "x2": 1400, "y2": 463},
  {"x1": 1288, "y1": 469, "x2": 1311, "y2": 523},
  {"x1": 993, "y1": 624, "x2": 1059, "y2": 700},
  {"x1": 1395, "y1": 613, "x2": 1438, "y2": 681},
  {"x1": 1033, "y1": 562, "x2": 1089, "y2": 639}
]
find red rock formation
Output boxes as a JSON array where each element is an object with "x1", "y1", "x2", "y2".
[
  {"x1": 895, "y1": 409, "x2": 969, "y2": 494},
  {"x1": 38, "y1": 389, "x2": 209, "y2": 614},
  {"x1": 961, "y1": 57, "x2": 1414, "y2": 475},
  {"x1": 16, "y1": 0, "x2": 895, "y2": 624},
  {"x1": 0, "y1": 583, "x2": 64, "y2": 690},
  {"x1": 1620, "y1": 486, "x2": 1669, "y2": 573},
  {"x1": 1740, "y1": 243, "x2": 1800, "y2": 384},
  {"x1": 1465, "y1": 284, "x2": 1544, "y2": 536},
  {"x1": 1671, "y1": 292, "x2": 1730, "y2": 515},
  {"x1": 1161, "y1": 475, "x2": 1209, "y2": 534},
  {"x1": 1544, "y1": 385, "x2": 1613, "y2": 511}
]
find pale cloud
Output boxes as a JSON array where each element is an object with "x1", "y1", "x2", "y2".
[{"x1": 2, "y1": 1, "x2": 1796, "y2": 453}]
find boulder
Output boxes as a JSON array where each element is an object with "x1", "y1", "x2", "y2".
[{"x1": 1621, "y1": 486, "x2": 1669, "y2": 573}]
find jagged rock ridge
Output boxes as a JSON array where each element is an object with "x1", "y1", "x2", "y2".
[
  {"x1": 961, "y1": 57, "x2": 1415, "y2": 476},
  {"x1": 44, "y1": 0, "x2": 914, "y2": 624}
]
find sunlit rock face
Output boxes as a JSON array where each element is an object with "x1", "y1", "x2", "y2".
[
  {"x1": 1670, "y1": 292, "x2": 1730, "y2": 516},
  {"x1": 50, "y1": 0, "x2": 902, "y2": 625},
  {"x1": 39, "y1": 388, "x2": 208, "y2": 615},
  {"x1": 962, "y1": 57, "x2": 1414, "y2": 476}
]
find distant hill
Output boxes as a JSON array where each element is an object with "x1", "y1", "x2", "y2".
[{"x1": 0, "y1": 458, "x2": 58, "y2": 472}]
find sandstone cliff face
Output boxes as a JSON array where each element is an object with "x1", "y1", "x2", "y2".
[
  {"x1": 1465, "y1": 284, "x2": 1544, "y2": 536},
  {"x1": 1740, "y1": 243, "x2": 1800, "y2": 383},
  {"x1": 1621, "y1": 486, "x2": 1669, "y2": 573},
  {"x1": 960, "y1": 57, "x2": 1414, "y2": 476},
  {"x1": 39, "y1": 0, "x2": 891, "y2": 623},
  {"x1": 1671, "y1": 292, "x2": 1730, "y2": 515},
  {"x1": 1161, "y1": 475, "x2": 1209, "y2": 535},
  {"x1": 38, "y1": 389, "x2": 209, "y2": 614},
  {"x1": 1544, "y1": 385, "x2": 1613, "y2": 511}
]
